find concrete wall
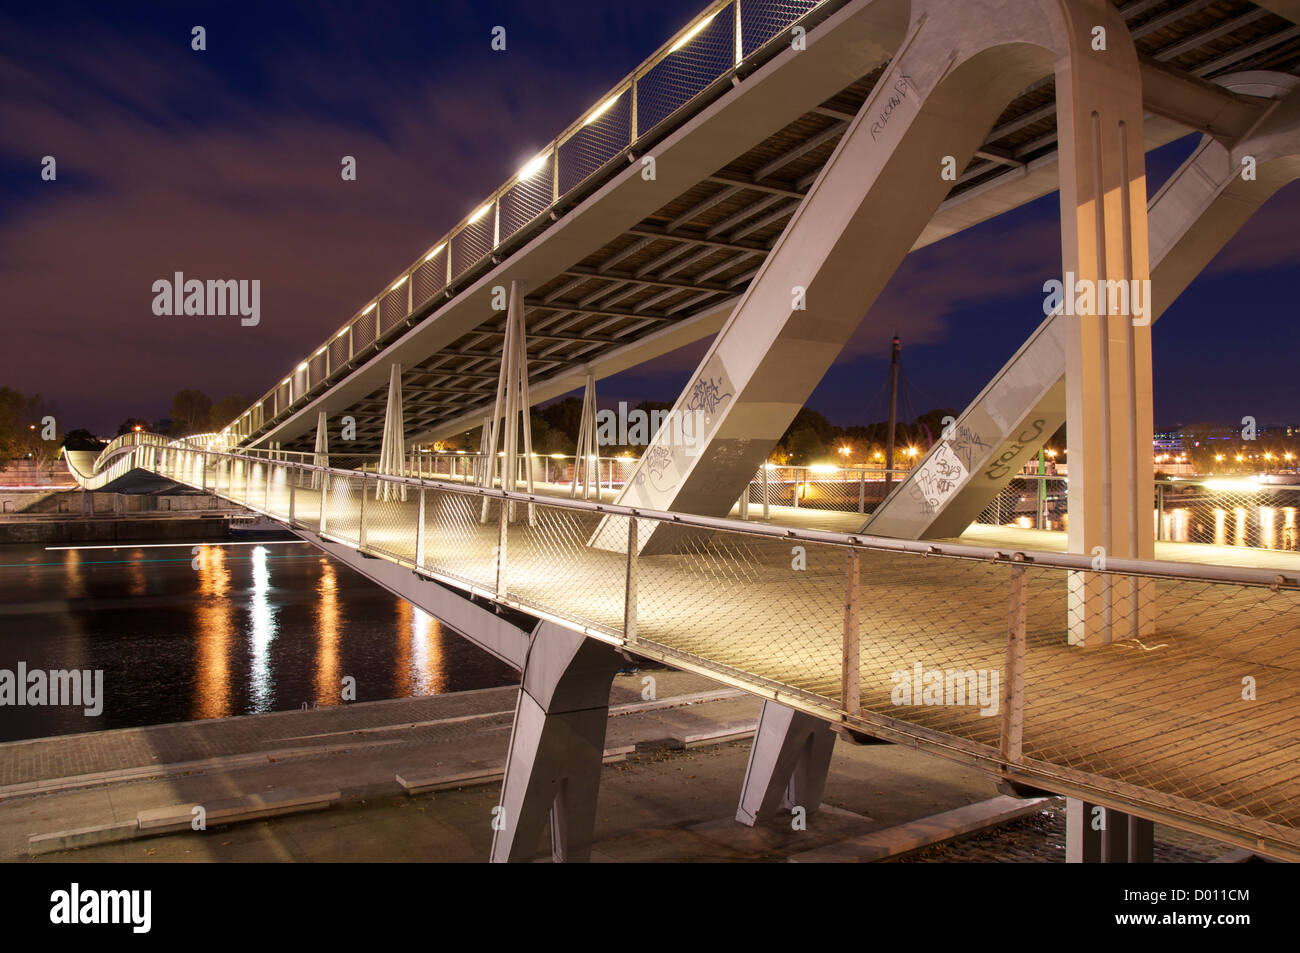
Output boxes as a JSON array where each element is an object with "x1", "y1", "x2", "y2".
[
  {"x1": 0, "y1": 515, "x2": 234, "y2": 544},
  {"x1": 0, "y1": 489, "x2": 232, "y2": 516}
]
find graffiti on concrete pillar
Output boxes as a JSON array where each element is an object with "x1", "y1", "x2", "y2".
[
  {"x1": 908, "y1": 443, "x2": 969, "y2": 515},
  {"x1": 685, "y1": 375, "x2": 732, "y2": 423},
  {"x1": 636, "y1": 445, "x2": 678, "y2": 494}
]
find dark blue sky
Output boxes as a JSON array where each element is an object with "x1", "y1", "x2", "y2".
[{"x1": 2, "y1": 0, "x2": 1297, "y2": 435}]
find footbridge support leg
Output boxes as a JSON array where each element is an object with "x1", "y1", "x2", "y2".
[
  {"x1": 736, "y1": 701, "x2": 836, "y2": 827},
  {"x1": 1066, "y1": 798, "x2": 1155, "y2": 862},
  {"x1": 489, "y1": 622, "x2": 624, "y2": 863}
]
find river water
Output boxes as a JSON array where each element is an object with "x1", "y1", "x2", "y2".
[{"x1": 0, "y1": 539, "x2": 518, "y2": 742}]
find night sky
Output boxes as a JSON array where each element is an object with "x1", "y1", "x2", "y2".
[{"x1": 3, "y1": 0, "x2": 1298, "y2": 436}]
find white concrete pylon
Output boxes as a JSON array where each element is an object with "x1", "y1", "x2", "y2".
[
  {"x1": 1054, "y1": 1, "x2": 1159, "y2": 646},
  {"x1": 377, "y1": 363, "x2": 406, "y2": 502},
  {"x1": 1066, "y1": 798, "x2": 1154, "y2": 862},
  {"x1": 477, "y1": 415, "x2": 493, "y2": 489},
  {"x1": 736, "y1": 701, "x2": 837, "y2": 827},
  {"x1": 570, "y1": 373, "x2": 599, "y2": 500},
  {"x1": 480, "y1": 281, "x2": 535, "y2": 523},
  {"x1": 312, "y1": 411, "x2": 329, "y2": 491},
  {"x1": 490, "y1": 622, "x2": 624, "y2": 863},
  {"x1": 864, "y1": 74, "x2": 1300, "y2": 543}
]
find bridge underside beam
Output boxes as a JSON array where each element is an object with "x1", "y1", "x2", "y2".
[{"x1": 297, "y1": 530, "x2": 530, "y2": 669}]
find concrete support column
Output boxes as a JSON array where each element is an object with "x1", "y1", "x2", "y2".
[
  {"x1": 1066, "y1": 798, "x2": 1155, "y2": 862},
  {"x1": 1054, "y1": 1, "x2": 1156, "y2": 645},
  {"x1": 312, "y1": 410, "x2": 329, "y2": 491},
  {"x1": 377, "y1": 364, "x2": 405, "y2": 503},
  {"x1": 863, "y1": 75, "x2": 1300, "y2": 542},
  {"x1": 736, "y1": 701, "x2": 836, "y2": 826},
  {"x1": 490, "y1": 622, "x2": 624, "y2": 863}
]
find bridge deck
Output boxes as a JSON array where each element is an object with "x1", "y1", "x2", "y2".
[
  {"x1": 243, "y1": 472, "x2": 1300, "y2": 852},
  {"x1": 416, "y1": 473, "x2": 1300, "y2": 572}
]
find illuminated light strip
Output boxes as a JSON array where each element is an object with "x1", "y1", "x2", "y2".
[
  {"x1": 669, "y1": 12, "x2": 717, "y2": 53},
  {"x1": 468, "y1": 202, "x2": 493, "y2": 223},
  {"x1": 582, "y1": 91, "x2": 622, "y2": 126},
  {"x1": 424, "y1": 242, "x2": 446, "y2": 261},
  {"x1": 517, "y1": 153, "x2": 548, "y2": 180}
]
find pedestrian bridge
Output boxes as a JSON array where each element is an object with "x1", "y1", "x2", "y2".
[
  {"x1": 65, "y1": 434, "x2": 1300, "y2": 862},
  {"x1": 67, "y1": 0, "x2": 1300, "y2": 862}
]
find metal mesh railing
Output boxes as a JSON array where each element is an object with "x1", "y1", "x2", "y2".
[
  {"x1": 412, "y1": 250, "x2": 446, "y2": 311},
  {"x1": 500, "y1": 152, "x2": 555, "y2": 239},
  {"x1": 975, "y1": 475, "x2": 1067, "y2": 530},
  {"x1": 636, "y1": 4, "x2": 736, "y2": 136},
  {"x1": 745, "y1": 465, "x2": 916, "y2": 514},
  {"x1": 741, "y1": 0, "x2": 823, "y2": 55},
  {"x1": 1158, "y1": 480, "x2": 1300, "y2": 550},
  {"x1": 69, "y1": 439, "x2": 1300, "y2": 855},
  {"x1": 558, "y1": 90, "x2": 633, "y2": 194},
  {"x1": 971, "y1": 473, "x2": 1300, "y2": 552}
]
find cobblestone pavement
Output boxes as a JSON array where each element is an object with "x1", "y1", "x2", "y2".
[{"x1": 899, "y1": 798, "x2": 1243, "y2": 862}]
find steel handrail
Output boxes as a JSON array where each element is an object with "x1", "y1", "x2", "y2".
[{"x1": 86, "y1": 438, "x2": 1300, "y2": 592}]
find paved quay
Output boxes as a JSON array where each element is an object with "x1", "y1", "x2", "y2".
[{"x1": 0, "y1": 667, "x2": 1235, "y2": 862}]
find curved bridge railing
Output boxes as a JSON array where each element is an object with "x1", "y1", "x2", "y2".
[{"x1": 221, "y1": 0, "x2": 845, "y2": 447}]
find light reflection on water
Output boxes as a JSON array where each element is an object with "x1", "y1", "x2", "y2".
[
  {"x1": 1160, "y1": 504, "x2": 1300, "y2": 551},
  {"x1": 0, "y1": 540, "x2": 518, "y2": 742},
  {"x1": 194, "y1": 545, "x2": 233, "y2": 720},
  {"x1": 313, "y1": 558, "x2": 340, "y2": 708},
  {"x1": 248, "y1": 546, "x2": 275, "y2": 711}
]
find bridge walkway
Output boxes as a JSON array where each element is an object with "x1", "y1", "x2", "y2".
[{"x1": 163, "y1": 452, "x2": 1300, "y2": 857}]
